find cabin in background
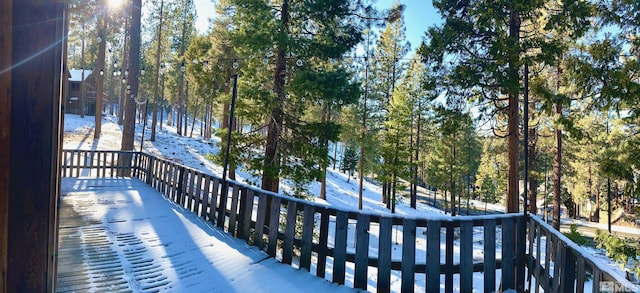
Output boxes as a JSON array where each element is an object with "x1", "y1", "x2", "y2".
[{"x1": 66, "y1": 69, "x2": 109, "y2": 116}]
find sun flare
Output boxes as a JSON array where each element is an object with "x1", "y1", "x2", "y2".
[{"x1": 107, "y1": 0, "x2": 124, "y2": 9}]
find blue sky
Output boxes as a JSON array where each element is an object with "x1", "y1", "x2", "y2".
[{"x1": 193, "y1": 0, "x2": 442, "y2": 55}]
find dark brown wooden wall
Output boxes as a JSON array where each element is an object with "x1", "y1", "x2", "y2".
[
  {"x1": 0, "y1": 0, "x2": 12, "y2": 291},
  {"x1": 1, "y1": 0, "x2": 65, "y2": 291}
]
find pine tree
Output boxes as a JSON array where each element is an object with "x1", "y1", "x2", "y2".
[
  {"x1": 229, "y1": 0, "x2": 363, "y2": 194},
  {"x1": 475, "y1": 137, "x2": 508, "y2": 212},
  {"x1": 422, "y1": 0, "x2": 593, "y2": 213},
  {"x1": 372, "y1": 1, "x2": 410, "y2": 206},
  {"x1": 340, "y1": 143, "x2": 359, "y2": 183},
  {"x1": 149, "y1": 0, "x2": 166, "y2": 142},
  {"x1": 381, "y1": 78, "x2": 413, "y2": 213},
  {"x1": 120, "y1": 0, "x2": 141, "y2": 152}
]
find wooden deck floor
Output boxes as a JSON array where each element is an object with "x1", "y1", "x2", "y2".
[{"x1": 56, "y1": 177, "x2": 355, "y2": 292}]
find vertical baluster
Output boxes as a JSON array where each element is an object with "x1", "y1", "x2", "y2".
[
  {"x1": 426, "y1": 221, "x2": 441, "y2": 293},
  {"x1": 208, "y1": 178, "x2": 219, "y2": 226},
  {"x1": 253, "y1": 193, "x2": 268, "y2": 249},
  {"x1": 282, "y1": 201, "x2": 297, "y2": 265},
  {"x1": 460, "y1": 220, "x2": 473, "y2": 293},
  {"x1": 445, "y1": 222, "x2": 454, "y2": 293},
  {"x1": 200, "y1": 176, "x2": 211, "y2": 219},
  {"x1": 217, "y1": 181, "x2": 228, "y2": 229},
  {"x1": 228, "y1": 185, "x2": 240, "y2": 235},
  {"x1": 484, "y1": 218, "x2": 497, "y2": 292},
  {"x1": 266, "y1": 197, "x2": 281, "y2": 257},
  {"x1": 502, "y1": 217, "x2": 515, "y2": 290},
  {"x1": 401, "y1": 219, "x2": 416, "y2": 293},
  {"x1": 333, "y1": 210, "x2": 348, "y2": 285},
  {"x1": 316, "y1": 209, "x2": 329, "y2": 279},
  {"x1": 377, "y1": 217, "x2": 392, "y2": 292},
  {"x1": 239, "y1": 189, "x2": 253, "y2": 241},
  {"x1": 576, "y1": 256, "x2": 585, "y2": 293},
  {"x1": 354, "y1": 213, "x2": 370, "y2": 290},
  {"x1": 300, "y1": 204, "x2": 315, "y2": 272}
]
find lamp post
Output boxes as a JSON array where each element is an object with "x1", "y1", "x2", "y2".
[
  {"x1": 217, "y1": 65, "x2": 238, "y2": 228},
  {"x1": 139, "y1": 97, "x2": 148, "y2": 153},
  {"x1": 523, "y1": 63, "x2": 529, "y2": 216},
  {"x1": 137, "y1": 68, "x2": 147, "y2": 153},
  {"x1": 222, "y1": 73, "x2": 238, "y2": 183}
]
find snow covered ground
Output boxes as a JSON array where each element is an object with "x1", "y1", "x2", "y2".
[
  {"x1": 61, "y1": 113, "x2": 635, "y2": 292},
  {"x1": 63, "y1": 113, "x2": 444, "y2": 218}
]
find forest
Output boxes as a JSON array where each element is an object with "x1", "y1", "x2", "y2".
[{"x1": 66, "y1": 0, "x2": 640, "y2": 236}]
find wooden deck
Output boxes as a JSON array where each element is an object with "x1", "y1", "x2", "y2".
[
  {"x1": 57, "y1": 150, "x2": 638, "y2": 293},
  {"x1": 56, "y1": 177, "x2": 356, "y2": 292}
]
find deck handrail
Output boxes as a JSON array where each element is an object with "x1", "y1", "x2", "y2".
[
  {"x1": 528, "y1": 215, "x2": 638, "y2": 293},
  {"x1": 60, "y1": 149, "x2": 638, "y2": 292}
]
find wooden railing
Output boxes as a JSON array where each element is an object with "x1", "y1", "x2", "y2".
[
  {"x1": 60, "y1": 150, "x2": 637, "y2": 292},
  {"x1": 528, "y1": 215, "x2": 637, "y2": 293}
]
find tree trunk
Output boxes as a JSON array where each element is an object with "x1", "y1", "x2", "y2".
[
  {"x1": 382, "y1": 182, "x2": 388, "y2": 206},
  {"x1": 607, "y1": 178, "x2": 612, "y2": 233},
  {"x1": 528, "y1": 127, "x2": 537, "y2": 214},
  {"x1": 450, "y1": 134, "x2": 457, "y2": 216},
  {"x1": 261, "y1": 0, "x2": 288, "y2": 193},
  {"x1": 121, "y1": 0, "x2": 141, "y2": 152},
  {"x1": 177, "y1": 71, "x2": 183, "y2": 135},
  {"x1": 150, "y1": 0, "x2": 163, "y2": 141},
  {"x1": 358, "y1": 54, "x2": 369, "y2": 210},
  {"x1": 506, "y1": 8, "x2": 521, "y2": 213},
  {"x1": 159, "y1": 75, "x2": 165, "y2": 131},
  {"x1": 552, "y1": 105, "x2": 562, "y2": 231},
  {"x1": 551, "y1": 58, "x2": 565, "y2": 231},
  {"x1": 176, "y1": 9, "x2": 188, "y2": 136},
  {"x1": 320, "y1": 100, "x2": 328, "y2": 200},
  {"x1": 409, "y1": 102, "x2": 416, "y2": 209},
  {"x1": 200, "y1": 106, "x2": 205, "y2": 137},
  {"x1": 190, "y1": 103, "x2": 198, "y2": 138},
  {"x1": 412, "y1": 100, "x2": 421, "y2": 209},
  {"x1": 118, "y1": 15, "x2": 129, "y2": 125},
  {"x1": 95, "y1": 6, "x2": 106, "y2": 139},
  {"x1": 392, "y1": 173, "x2": 397, "y2": 213},
  {"x1": 184, "y1": 80, "x2": 189, "y2": 135},
  {"x1": 109, "y1": 67, "x2": 114, "y2": 115},
  {"x1": 80, "y1": 23, "x2": 85, "y2": 118}
]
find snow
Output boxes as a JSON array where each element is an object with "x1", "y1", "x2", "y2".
[
  {"x1": 61, "y1": 113, "x2": 636, "y2": 292},
  {"x1": 59, "y1": 177, "x2": 355, "y2": 292},
  {"x1": 63, "y1": 113, "x2": 444, "y2": 219}
]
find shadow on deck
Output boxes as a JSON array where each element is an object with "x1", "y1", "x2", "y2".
[{"x1": 56, "y1": 177, "x2": 355, "y2": 292}]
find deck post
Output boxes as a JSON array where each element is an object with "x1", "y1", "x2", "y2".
[
  {"x1": 1, "y1": 0, "x2": 65, "y2": 290},
  {"x1": 145, "y1": 155, "x2": 154, "y2": 185}
]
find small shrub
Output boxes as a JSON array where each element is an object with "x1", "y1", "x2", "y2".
[
  {"x1": 595, "y1": 229, "x2": 640, "y2": 276},
  {"x1": 563, "y1": 224, "x2": 591, "y2": 246}
]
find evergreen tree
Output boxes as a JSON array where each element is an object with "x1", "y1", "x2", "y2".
[
  {"x1": 120, "y1": 0, "x2": 142, "y2": 152},
  {"x1": 229, "y1": 0, "x2": 363, "y2": 194},
  {"x1": 381, "y1": 76, "x2": 413, "y2": 213},
  {"x1": 372, "y1": 1, "x2": 410, "y2": 206},
  {"x1": 422, "y1": 0, "x2": 593, "y2": 213},
  {"x1": 426, "y1": 106, "x2": 476, "y2": 215},
  {"x1": 475, "y1": 137, "x2": 508, "y2": 212},
  {"x1": 340, "y1": 143, "x2": 359, "y2": 183},
  {"x1": 149, "y1": 0, "x2": 166, "y2": 142}
]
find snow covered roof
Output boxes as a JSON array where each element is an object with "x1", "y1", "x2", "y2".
[{"x1": 69, "y1": 69, "x2": 92, "y2": 82}]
